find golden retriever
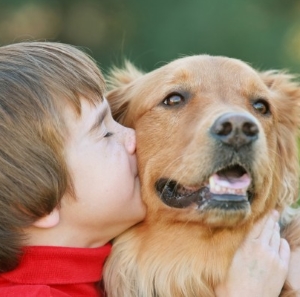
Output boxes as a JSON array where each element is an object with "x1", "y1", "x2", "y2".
[{"x1": 103, "y1": 55, "x2": 300, "y2": 297}]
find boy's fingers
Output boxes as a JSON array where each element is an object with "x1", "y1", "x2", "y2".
[
  {"x1": 260, "y1": 216, "x2": 277, "y2": 245},
  {"x1": 246, "y1": 216, "x2": 269, "y2": 240},
  {"x1": 247, "y1": 210, "x2": 279, "y2": 241},
  {"x1": 279, "y1": 238, "x2": 290, "y2": 265},
  {"x1": 269, "y1": 223, "x2": 280, "y2": 251},
  {"x1": 259, "y1": 211, "x2": 279, "y2": 245}
]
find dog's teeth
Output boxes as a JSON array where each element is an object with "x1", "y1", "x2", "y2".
[
  {"x1": 210, "y1": 181, "x2": 247, "y2": 195},
  {"x1": 209, "y1": 173, "x2": 249, "y2": 195}
]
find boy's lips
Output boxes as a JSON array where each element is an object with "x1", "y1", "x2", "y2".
[{"x1": 131, "y1": 155, "x2": 138, "y2": 177}]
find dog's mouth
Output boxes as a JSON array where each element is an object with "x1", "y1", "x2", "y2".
[{"x1": 155, "y1": 164, "x2": 253, "y2": 210}]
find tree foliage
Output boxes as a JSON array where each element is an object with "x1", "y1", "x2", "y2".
[{"x1": 0, "y1": 0, "x2": 300, "y2": 73}]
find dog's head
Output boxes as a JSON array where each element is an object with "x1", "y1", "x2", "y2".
[{"x1": 107, "y1": 55, "x2": 300, "y2": 228}]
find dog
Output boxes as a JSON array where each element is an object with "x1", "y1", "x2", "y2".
[{"x1": 103, "y1": 55, "x2": 300, "y2": 297}]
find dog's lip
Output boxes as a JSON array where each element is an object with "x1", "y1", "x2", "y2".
[
  {"x1": 155, "y1": 164, "x2": 253, "y2": 209},
  {"x1": 155, "y1": 179, "x2": 210, "y2": 208}
]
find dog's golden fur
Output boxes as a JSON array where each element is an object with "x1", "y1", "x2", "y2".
[{"x1": 103, "y1": 55, "x2": 300, "y2": 297}]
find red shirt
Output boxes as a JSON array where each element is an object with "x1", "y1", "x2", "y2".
[{"x1": 0, "y1": 244, "x2": 111, "y2": 296}]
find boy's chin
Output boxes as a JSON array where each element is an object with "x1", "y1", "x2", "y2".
[{"x1": 120, "y1": 205, "x2": 146, "y2": 234}]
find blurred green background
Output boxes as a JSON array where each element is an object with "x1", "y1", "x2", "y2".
[
  {"x1": 1, "y1": 0, "x2": 300, "y2": 74},
  {"x1": 0, "y1": 0, "x2": 299, "y2": 202}
]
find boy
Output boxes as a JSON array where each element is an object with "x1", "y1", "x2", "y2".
[
  {"x1": 0, "y1": 41, "x2": 146, "y2": 296},
  {"x1": 0, "y1": 41, "x2": 292, "y2": 296}
]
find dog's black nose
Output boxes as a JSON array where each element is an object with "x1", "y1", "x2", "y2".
[{"x1": 210, "y1": 112, "x2": 259, "y2": 149}]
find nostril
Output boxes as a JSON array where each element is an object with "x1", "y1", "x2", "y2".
[
  {"x1": 216, "y1": 122, "x2": 232, "y2": 136},
  {"x1": 242, "y1": 122, "x2": 259, "y2": 137}
]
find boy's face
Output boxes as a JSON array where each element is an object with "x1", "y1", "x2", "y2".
[{"x1": 61, "y1": 97, "x2": 146, "y2": 246}]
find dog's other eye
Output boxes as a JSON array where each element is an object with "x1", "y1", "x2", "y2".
[
  {"x1": 163, "y1": 93, "x2": 185, "y2": 106},
  {"x1": 252, "y1": 99, "x2": 270, "y2": 115}
]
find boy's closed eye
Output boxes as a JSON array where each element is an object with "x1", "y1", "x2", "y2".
[{"x1": 104, "y1": 132, "x2": 113, "y2": 137}]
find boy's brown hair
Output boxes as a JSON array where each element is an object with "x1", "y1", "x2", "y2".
[{"x1": 0, "y1": 42, "x2": 105, "y2": 272}]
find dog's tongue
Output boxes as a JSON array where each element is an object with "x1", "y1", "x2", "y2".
[{"x1": 209, "y1": 173, "x2": 251, "y2": 194}]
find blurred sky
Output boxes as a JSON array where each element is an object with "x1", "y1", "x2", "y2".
[{"x1": 0, "y1": 0, "x2": 300, "y2": 74}]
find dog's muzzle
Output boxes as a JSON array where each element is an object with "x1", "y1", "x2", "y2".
[
  {"x1": 155, "y1": 112, "x2": 258, "y2": 211},
  {"x1": 155, "y1": 164, "x2": 253, "y2": 211}
]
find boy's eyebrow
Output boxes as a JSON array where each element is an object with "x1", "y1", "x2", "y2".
[{"x1": 89, "y1": 101, "x2": 109, "y2": 134}]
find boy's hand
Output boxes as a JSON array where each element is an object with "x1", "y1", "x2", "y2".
[
  {"x1": 287, "y1": 247, "x2": 300, "y2": 293},
  {"x1": 215, "y1": 211, "x2": 290, "y2": 297}
]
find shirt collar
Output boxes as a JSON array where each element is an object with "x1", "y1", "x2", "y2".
[{"x1": 1, "y1": 244, "x2": 112, "y2": 284}]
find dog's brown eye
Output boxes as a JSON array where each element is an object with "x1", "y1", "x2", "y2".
[
  {"x1": 163, "y1": 93, "x2": 185, "y2": 106},
  {"x1": 252, "y1": 100, "x2": 270, "y2": 115}
]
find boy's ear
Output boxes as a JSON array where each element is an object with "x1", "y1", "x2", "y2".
[{"x1": 32, "y1": 207, "x2": 60, "y2": 229}]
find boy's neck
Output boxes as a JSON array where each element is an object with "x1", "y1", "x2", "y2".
[{"x1": 24, "y1": 224, "x2": 110, "y2": 248}]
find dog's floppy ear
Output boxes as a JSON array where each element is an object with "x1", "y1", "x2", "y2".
[
  {"x1": 106, "y1": 61, "x2": 144, "y2": 125},
  {"x1": 260, "y1": 71, "x2": 300, "y2": 209}
]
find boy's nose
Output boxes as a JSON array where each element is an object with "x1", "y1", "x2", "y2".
[{"x1": 124, "y1": 127, "x2": 136, "y2": 154}]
